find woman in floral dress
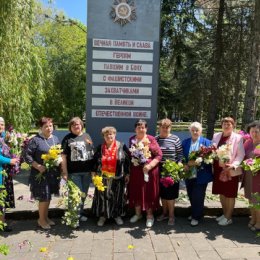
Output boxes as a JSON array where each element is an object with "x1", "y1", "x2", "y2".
[{"x1": 0, "y1": 117, "x2": 19, "y2": 232}]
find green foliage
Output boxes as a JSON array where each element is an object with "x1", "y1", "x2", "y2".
[
  {"x1": 0, "y1": 244, "x2": 10, "y2": 256},
  {"x1": 32, "y1": 3, "x2": 87, "y2": 123},
  {"x1": 161, "y1": 159, "x2": 191, "y2": 181},
  {"x1": 0, "y1": 1, "x2": 87, "y2": 129},
  {"x1": 159, "y1": 0, "x2": 255, "y2": 124},
  {"x1": 0, "y1": 0, "x2": 43, "y2": 131}
]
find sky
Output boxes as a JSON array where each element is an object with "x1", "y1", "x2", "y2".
[{"x1": 41, "y1": 0, "x2": 87, "y2": 25}]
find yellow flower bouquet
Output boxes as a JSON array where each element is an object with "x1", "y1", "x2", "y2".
[
  {"x1": 41, "y1": 144, "x2": 63, "y2": 170},
  {"x1": 92, "y1": 175, "x2": 106, "y2": 191},
  {"x1": 36, "y1": 144, "x2": 63, "y2": 183}
]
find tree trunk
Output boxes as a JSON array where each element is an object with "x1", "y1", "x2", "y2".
[
  {"x1": 232, "y1": 11, "x2": 244, "y2": 120},
  {"x1": 206, "y1": 0, "x2": 225, "y2": 139},
  {"x1": 242, "y1": 0, "x2": 260, "y2": 128}
]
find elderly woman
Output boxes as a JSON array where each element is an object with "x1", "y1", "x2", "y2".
[
  {"x1": 243, "y1": 121, "x2": 260, "y2": 231},
  {"x1": 182, "y1": 122, "x2": 213, "y2": 226},
  {"x1": 155, "y1": 118, "x2": 183, "y2": 225},
  {"x1": 25, "y1": 117, "x2": 60, "y2": 230},
  {"x1": 0, "y1": 117, "x2": 19, "y2": 232},
  {"x1": 128, "y1": 119, "x2": 162, "y2": 228},
  {"x1": 61, "y1": 117, "x2": 94, "y2": 224},
  {"x1": 91, "y1": 126, "x2": 130, "y2": 226},
  {"x1": 212, "y1": 117, "x2": 245, "y2": 226}
]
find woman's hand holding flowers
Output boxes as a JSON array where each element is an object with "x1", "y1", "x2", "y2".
[
  {"x1": 184, "y1": 164, "x2": 190, "y2": 172},
  {"x1": 143, "y1": 163, "x2": 152, "y2": 172},
  {"x1": 10, "y1": 157, "x2": 19, "y2": 165},
  {"x1": 187, "y1": 160, "x2": 197, "y2": 167},
  {"x1": 219, "y1": 161, "x2": 226, "y2": 168},
  {"x1": 37, "y1": 164, "x2": 46, "y2": 174}
]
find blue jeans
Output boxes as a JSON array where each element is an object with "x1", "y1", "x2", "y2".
[{"x1": 70, "y1": 172, "x2": 92, "y2": 215}]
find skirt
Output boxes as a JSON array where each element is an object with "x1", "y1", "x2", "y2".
[
  {"x1": 160, "y1": 181, "x2": 179, "y2": 200},
  {"x1": 92, "y1": 177, "x2": 126, "y2": 219},
  {"x1": 30, "y1": 169, "x2": 60, "y2": 201}
]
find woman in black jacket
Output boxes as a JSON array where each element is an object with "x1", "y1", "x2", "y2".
[{"x1": 91, "y1": 126, "x2": 130, "y2": 226}]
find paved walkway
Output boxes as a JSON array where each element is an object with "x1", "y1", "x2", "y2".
[{"x1": 1, "y1": 171, "x2": 260, "y2": 260}]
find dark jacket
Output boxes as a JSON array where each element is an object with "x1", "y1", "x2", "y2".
[
  {"x1": 92, "y1": 141, "x2": 130, "y2": 178},
  {"x1": 182, "y1": 136, "x2": 213, "y2": 184}
]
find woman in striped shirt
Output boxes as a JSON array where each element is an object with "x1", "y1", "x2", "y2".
[{"x1": 155, "y1": 119, "x2": 183, "y2": 225}]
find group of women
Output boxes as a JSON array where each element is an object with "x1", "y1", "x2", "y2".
[{"x1": 0, "y1": 116, "x2": 259, "y2": 232}]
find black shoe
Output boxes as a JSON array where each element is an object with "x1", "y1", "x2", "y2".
[{"x1": 3, "y1": 225, "x2": 12, "y2": 232}]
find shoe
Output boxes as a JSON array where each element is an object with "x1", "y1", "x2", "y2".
[
  {"x1": 130, "y1": 214, "x2": 142, "y2": 223},
  {"x1": 168, "y1": 218, "x2": 175, "y2": 226},
  {"x1": 3, "y1": 225, "x2": 12, "y2": 232},
  {"x1": 114, "y1": 217, "x2": 124, "y2": 225},
  {"x1": 79, "y1": 215, "x2": 88, "y2": 222},
  {"x1": 97, "y1": 217, "x2": 106, "y2": 227},
  {"x1": 146, "y1": 218, "x2": 154, "y2": 228},
  {"x1": 187, "y1": 215, "x2": 192, "y2": 221},
  {"x1": 190, "y1": 219, "x2": 199, "y2": 226},
  {"x1": 37, "y1": 220, "x2": 51, "y2": 230},
  {"x1": 250, "y1": 225, "x2": 260, "y2": 232},
  {"x1": 47, "y1": 219, "x2": 56, "y2": 226},
  {"x1": 248, "y1": 221, "x2": 255, "y2": 228},
  {"x1": 157, "y1": 214, "x2": 168, "y2": 222},
  {"x1": 218, "y1": 217, "x2": 232, "y2": 226},
  {"x1": 216, "y1": 214, "x2": 225, "y2": 222}
]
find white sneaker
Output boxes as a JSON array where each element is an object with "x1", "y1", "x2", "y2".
[
  {"x1": 79, "y1": 215, "x2": 88, "y2": 222},
  {"x1": 218, "y1": 217, "x2": 232, "y2": 226},
  {"x1": 187, "y1": 215, "x2": 192, "y2": 221},
  {"x1": 216, "y1": 214, "x2": 225, "y2": 222},
  {"x1": 114, "y1": 217, "x2": 124, "y2": 225},
  {"x1": 146, "y1": 218, "x2": 154, "y2": 228},
  {"x1": 97, "y1": 217, "x2": 106, "y2": 226},
  {"x1": 190, "y1": 219, "x2": 199, "y2": 226},
  {"x1": 130, "y1": 214, "x2": 142, "y2": 223}
]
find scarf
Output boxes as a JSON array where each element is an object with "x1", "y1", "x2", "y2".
[{"x1": 101, "y1": 140, "x2": 117, "y2": 177}]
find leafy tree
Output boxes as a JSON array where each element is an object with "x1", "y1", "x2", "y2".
[
  {"x1": 32, "y1": 3, "x2": 87, "y2": 124},
  {"x1": 159, "y1": 0, "x2": 255, "y2": 133},
  {"x1": 0, "y1": 0, "x2": 43, "y2": 130}
]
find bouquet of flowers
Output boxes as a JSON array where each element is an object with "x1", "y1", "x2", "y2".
[
  {"x1": 0, "y1": 137, "x2": 20, "y2": 176},
  {"x1": 41, "y1": 144, "x2": 63, "y2": 170},
  {"x1": 2, "y1": 126, "x2": 33, "y2": 176},
  {"x1": 129, "y1": 137, "x2": 151, "y2": 166},
  {"x1": 5, "y1": 126, "x2": 28, "y2": 156},
  {"x1": 59, "y1": 179, "x2": 83, "y2": 228},
  {"x1": 160, "y1": 159, "x2": 188, "y2": 187},
  {"x1": 92, "y1": 175, "x2": 106, "y2": 191},
  {"x1": 242, "y1": 144, "x2": 260, "y2": 176},
  {"x1": 36, "y1": 144, "x2": 63, "y2": 183},
  {"x1": 188, "y1": 145, "x2": 216, "y2": 167},
  {"x1": 215, "y1": 144, "x2": 232, "y2": 163}
]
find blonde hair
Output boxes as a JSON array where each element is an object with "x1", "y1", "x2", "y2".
[{"x1": 101, "y1": 126, "x2": 117, "y2": 136}]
